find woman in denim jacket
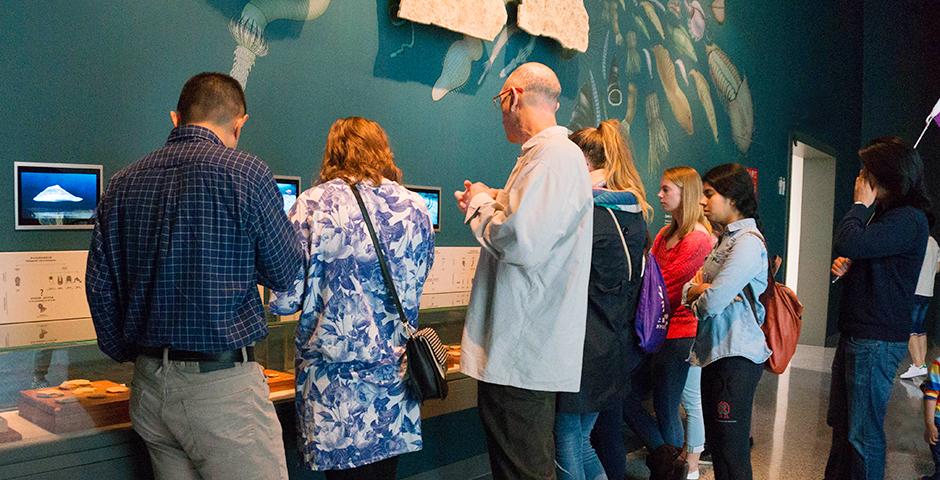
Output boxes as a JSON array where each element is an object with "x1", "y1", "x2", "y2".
[{"x1": 683, "y1": 163, "x2": 770, "y2": 480}]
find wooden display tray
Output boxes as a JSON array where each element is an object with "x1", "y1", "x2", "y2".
[
  {"x1": 263, "y1": 369, "x2": 295, "y2": 394},
  {"x1": 17, "y1": 380, "x2": 130, "y2": 434}
]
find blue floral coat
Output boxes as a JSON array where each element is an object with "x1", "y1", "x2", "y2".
[{"x1": 270, "y1": 178, "x2": 435, "y2": 470}]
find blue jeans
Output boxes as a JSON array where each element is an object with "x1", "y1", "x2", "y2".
[
  {"x1": 682, "y1": 365, "x2": 705, "y2": 453},
  {"x1": 825, "y1": 336, "x2": 907, "y2": 480},
  {"x1": 555, "y1": 412, "x2": 607, "y2": 480},
  {"x1": 623, "y1": 337, "x2": 694, "y2": 450}
]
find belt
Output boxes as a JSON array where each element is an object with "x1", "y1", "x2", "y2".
[{"x1": 137, "y1": 346, "x2": 254, "y2": 371}]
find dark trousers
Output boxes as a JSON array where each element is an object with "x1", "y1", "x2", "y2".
[
  {"x1": 591, "y1": 402, "x2": 626, "y2": 480},
  {"x1": 323, "y1": 456, "x2": 399, "y2": 480},
  {"x1": 929, "y1": 418, "x2": 940, "y2": 480},
  {"x1": 478, "y1": 381, "x2": 556, "y2": 480},
  {"x1": 825, "y1": 336, "x2": 906, "y2": 480},
  {"x1": 623, "y1": 338, "x2": 694, "y2": 450},
  {"x1": 701, "y1": 356, "x2": 763, "y2": 480}
]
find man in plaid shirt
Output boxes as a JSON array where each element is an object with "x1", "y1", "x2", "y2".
[{"x1": 85, "y1": 72, "x2": 301, "y2": 480}]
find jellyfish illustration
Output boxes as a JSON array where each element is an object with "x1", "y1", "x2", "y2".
[{"x1": 228, "y1": 0, "x2": 332, "y2": 88}]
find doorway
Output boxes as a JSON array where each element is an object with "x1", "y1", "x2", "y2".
[{"x1": 786, "y1": 139, "x2": 837, "y2": 347}]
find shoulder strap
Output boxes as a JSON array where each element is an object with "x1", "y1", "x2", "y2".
[
  {"x1": 606, "y1": 208, "x2": 634, "y2": 281},
  {"x1": 349, "y1": 183, "x2": 412, "y2": 333},
  {"x1": 737, "y1": 229, "x2": 768, "y2": 325}
]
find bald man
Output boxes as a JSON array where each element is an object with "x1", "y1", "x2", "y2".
[{"x1": 455, "y1": 63, "x2": 593, "y2": 479}]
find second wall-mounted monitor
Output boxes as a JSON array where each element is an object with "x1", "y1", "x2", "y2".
[
  {"x1": 273, "y1": 176, "x2": 302, "y2": 215},
  {"x1": 406, "y1": 185, "x2": 441, "y2": 231},
  {"x1": 14, "y1": 162, "x2": 103, "y2": 230}
]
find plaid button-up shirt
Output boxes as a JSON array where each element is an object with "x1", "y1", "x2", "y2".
[{"x1": 86, "y1": 125, "x2": 302, "y2": 362}]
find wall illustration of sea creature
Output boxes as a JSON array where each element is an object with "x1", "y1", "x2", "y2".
[
  {"x1": 689, "y1": 69, "x2": 718, "y2": 142},
  {"x1": 477, "y1": 25, "x2": 516, "y2": 85},
  {"x1": 608, "y1": 57, "x2": 622, "y2": 106},
  {"x1": 687, "y1": 0, "x2": 706, "y2": 40},
  {"x1": 653, "y1": 45, "x2": 693, "y2": 135},
  {"x1": 228, "y1": 0, "x2": 332, "y2": 88},
  {"x1": 633, "y1": 15, "x2": 651, "y2": 40},
  {"x1": 499, "y1": 35, "x2": 537, "y2": 78},
  {"x1": 670, "y1": 26, "x2": 697, "y2": 62},
  {"x1": 646, "y1": 93, "x2": 669, "y2": 175},
  {"x1": 706, "y1": 44, "x2": 753, "y2": 152},
  {"x1": 711, "y1": 0, "x2": 725, "y2": 24},
  {"x1": 667, "y1": 0, "x2": 681, "y2": 18},
  {"x1": 626, "y1": 32, "x2": 642, "y2": 77},
  {"x1": 643, "y1": 48, "x2": 653, "y2": 78},
  {"x1": 625, "y1": 82, "x2": 638, "y2": 125},
  {"x1": 639, "y1": 2, "x2": 665, "y2": 39},
  {"x1": 675, "y1": 58, "x2": 689, "y2": 85},
  {"x1": 606, "y1": 0, "x2": 625, "y2": 45},
  {"x1": 569, "y1": 71, "x2": 603, "y2": 130},
  {"x1": 433, "y1": 35, "x2": 484, "y2": 101}
]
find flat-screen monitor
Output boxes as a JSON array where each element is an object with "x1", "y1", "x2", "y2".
[
  {"x1": 14, "y1": 162, "x2": 103, "y2": 230},
  {"x1": 273, "y1": 176, "x2": 301, "y2": 215},
  {"x1": 406, "y1": 185, "x2": 441, "y2": 231}
]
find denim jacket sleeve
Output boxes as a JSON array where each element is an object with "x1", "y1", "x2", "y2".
[{"x1": 692, "y1": 233, "x2": 766, "y2": 320}]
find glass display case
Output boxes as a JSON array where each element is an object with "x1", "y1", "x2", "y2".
[{"x1": 0, "y1": 307, "x2": 469, "y2": 448}]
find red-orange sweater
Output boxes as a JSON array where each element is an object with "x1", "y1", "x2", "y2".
[{"x1": 652, "y1": 227, "x2": 715, "y2": 339}]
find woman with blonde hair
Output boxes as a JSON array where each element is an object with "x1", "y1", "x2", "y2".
[
  {"x1": 557, "y1": 119, "x2": 650, "y2": 480},
  {"x1": 652, "y1": 167, "x2": 714, "y2": 479},
  {"x1": 270, "y1": 117, "x2": 435, "y2": 480}
]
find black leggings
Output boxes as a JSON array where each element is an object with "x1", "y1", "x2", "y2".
[
  {"x1": 323, "y1": 456, "x2": 399, "y2": 480},
  {"x1": 701, "y1": 356, "x2": 763, "y2": 480}
]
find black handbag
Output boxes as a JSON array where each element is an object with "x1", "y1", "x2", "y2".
[{"x1": 349, "y1": 183, "x2": 449, "y2": 402}]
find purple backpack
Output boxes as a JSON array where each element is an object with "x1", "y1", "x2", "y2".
[{"x1": 608, "y1": 209, "x2": 670, "y2": 354}]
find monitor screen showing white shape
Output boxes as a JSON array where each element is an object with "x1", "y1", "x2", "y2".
[
  {"x1": 14, "y1": 162, "x2": 103, "y2": 230},
  {"x1": 406, "y1": 185, "x2": 441, "y2": 231},
  {"x1": 274, "y1": 176, "x2": 301, "y2": 215}
]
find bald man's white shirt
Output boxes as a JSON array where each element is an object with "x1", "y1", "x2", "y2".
[{"x1": 459, "y1": 126, "x2": 593, "y2": 392}]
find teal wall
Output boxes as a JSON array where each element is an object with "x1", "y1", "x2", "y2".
[{"x1": 1, "y1": 0, "x2": 864, "y2": 256}]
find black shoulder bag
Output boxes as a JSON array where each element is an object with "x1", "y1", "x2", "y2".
[{"x1": 349, "y1": 183, "x2": 448, "y2": 402}]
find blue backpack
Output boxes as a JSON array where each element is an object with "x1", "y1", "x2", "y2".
[{"x1": 608, "y1": 209, "x2": 670, "y2": 353}]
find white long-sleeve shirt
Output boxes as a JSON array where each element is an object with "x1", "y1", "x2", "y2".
[{"x1": 459, "y1": 126, "x2": 593, "y2": 392}]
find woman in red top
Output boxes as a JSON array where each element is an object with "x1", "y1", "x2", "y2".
[{"x1": 624, "y1": 166, "x2": 714, "y2": 479}]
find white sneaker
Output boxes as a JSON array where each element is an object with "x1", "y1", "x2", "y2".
[
  {"x1": 687, "y1": 471, "x2": 700, "y2": 480},
  {"x1": 900, "y1": 363, "x2": 928, "y2": 379}
]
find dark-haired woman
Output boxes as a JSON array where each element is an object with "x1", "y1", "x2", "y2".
[
  {"x1": 683, "y1": 163, "x2": 770, "y2": 480},
  {"x1": 825, "y1": 137, "x2": 931, "y2": 480}
]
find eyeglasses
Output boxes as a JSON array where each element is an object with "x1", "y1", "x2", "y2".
[{"x1": 492, "y1": 87, "x2": 524, "y2": 110}]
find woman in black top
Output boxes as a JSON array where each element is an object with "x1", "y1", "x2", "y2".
[
  {"x1": 555, "y1": 120, "x2": 650, "y2": 480},
  {"x1": 826, "y1": 136, "x2": 932, "y2": 479}
]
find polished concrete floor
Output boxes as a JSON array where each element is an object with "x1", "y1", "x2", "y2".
[
  {"x1": 622, "y1": 344, "x2": 935, "y2": 480},
  {"x1": 407, "y1": 344, "x2": 936, "y2": 479}
]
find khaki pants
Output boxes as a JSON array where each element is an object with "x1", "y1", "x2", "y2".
[{"x1": 130, "y1": 355, "x2": 288, "y2": 480}]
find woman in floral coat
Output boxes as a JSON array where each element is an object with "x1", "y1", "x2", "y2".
[{"x1": 270, "y1": 117, "x2": 435, "y2": 479}]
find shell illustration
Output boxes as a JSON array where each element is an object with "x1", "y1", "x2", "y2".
[
  {"x1": 608, "y1": 57, "x2": 623, "y2": 106},
  {"x1": 432, "y1": 36, "x2": 484, "y2": 101},
  {"x1": 633, "y1": 15, "x2": 651, "y2": 40},
  {"x1": 687, "y1": 0, "x2": 706, "y2": 40},
  {"x1": 570, "y1": 71, "x2": 602, "y2": 130},
  {"x1": 626, "y1": 31, "x2": 642, "y2": 77},
  {"x1": 653, "y1": 45, "x2": 693, "y2": 135},
  {"x1": 639, "y1": 2, "x2": 665, "y2": 39},
  {"x1": 706, "y1": 44, "x2": 753, "y2": 152},
  {"x1": 689, "y1": 69, "x2": 718, "y2": 142},
  {"x1": 712, "y1": 0, "x2": 726, "y2": 24},
  {"x1": 646, "y1": 93, "x2": 669, "y2": 175},
  {"x1": 670, "y1": 26, "x2": 698, "y2": 62},
  {"x1": 625, "y1": 83, "x2": 638, "y2": 125}
]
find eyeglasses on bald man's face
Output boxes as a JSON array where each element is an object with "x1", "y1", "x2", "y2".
[{"x1": 492, "y1": 87, "x2": 524, "y2": 110}]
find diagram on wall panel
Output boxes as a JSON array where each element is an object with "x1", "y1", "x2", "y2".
[
  {"x1": 229, "y1": 0, "x2": 332, "y2": 88},
  {"x1": 0, "y1": 251, "x2": 91, "y2": 325},
  {"x1": 422, "y1": 246, "x2": 481, "y2": 309}
]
